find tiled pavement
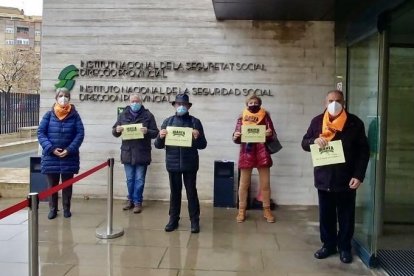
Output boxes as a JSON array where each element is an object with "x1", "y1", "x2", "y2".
[{"x1": 0, "y1": 198, "x2": 385, "y2": 276}]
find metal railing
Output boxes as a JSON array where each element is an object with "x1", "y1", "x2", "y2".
[{"x1": 0, "y1": 92, "x2": 40, "y2": 134}]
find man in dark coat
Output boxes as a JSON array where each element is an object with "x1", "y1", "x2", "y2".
[
  {"x1": 301, "y1": 90, "x2": 369, "y2": 263},
  {"x1": 154, "y1": 93, "x2": 207, "y2": 233},
  {"x1": 112, "y1": 94, "x2": 159, "y2": 213}
]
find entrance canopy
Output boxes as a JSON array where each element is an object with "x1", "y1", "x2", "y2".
[{"x1": 212, "y1": 0, "x2": 335, "y2": 21}]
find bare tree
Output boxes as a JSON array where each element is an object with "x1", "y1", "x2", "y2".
[{"x1": 0, "y1": 48, "x2": 40, "y2": 94}]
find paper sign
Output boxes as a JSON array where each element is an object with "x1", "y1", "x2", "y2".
[
  {"x1": 165, "y1": 126, "x2": 193, "y2": 147},
  {"x1": 310, "y1": 140, "x2": 346, "y2": 167},
  {"x1": 121, "y1": 123, "x2": 143, "y2": 140},
  {"x1": 241, "y1": 125, "x2": 266, "y2": 143}
]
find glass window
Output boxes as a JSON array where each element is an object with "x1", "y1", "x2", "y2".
[
  {"x1": 16, "y1": 27, "x2": 29, "y2": 34},
  {"x1": 16, "y1": 38, "x2": 30, "y2": 45}
]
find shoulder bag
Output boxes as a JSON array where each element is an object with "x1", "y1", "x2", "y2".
[{"x1": 265, "y1": 132, "x2": 282, "y2": 154}]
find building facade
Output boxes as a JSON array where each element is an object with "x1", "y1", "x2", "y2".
[
  {"x1": 0, "y1": 6, "x2": 42, "y2": 53},
  {"x1": 40, "y1": 0, "x2": 414, "y2": 270},
  {"x1": 40, "y1": 0, "x2": 335, "y2": 205}
]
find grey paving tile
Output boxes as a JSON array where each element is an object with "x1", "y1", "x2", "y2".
[
  {"x1": 0, "y1": 224, "x2": 27, "y2": 240},
  {"x1": 0, "y1": 263, "x2": 28, "y2": 276},
  {"x1": 0, "y1": 239, "x2": 28, "y2": 263},
  {"x1": 98, "y1": 228, "x2": 191, "y2": 248},
  {"x1": 0, "y1": 209, "x2": 27, "y2": 225},
  {"x1": 187, "y1": 231, "x2": 278, "y2": 250},
  {"x1": 178, "y1": 270, "x2": 287, "y2": 276},
  {"x1": 160, "y1": 247, "x2": 263, "y2": 272},
  {"x1": 45, "y1": 243, "x2": 167, "y2": 268},
  {"x1": 39, "y1": 225, "x2": 100, "y2": 244},
  {"x1": 275, "y1": 232, "x2": 320, "y2": 250},
  {"x1": 65, "y1": 266, "x2": 179, "y2": 276},
  {"x1": 262, "y1": 249, "x2": 371, "y2": 275}
]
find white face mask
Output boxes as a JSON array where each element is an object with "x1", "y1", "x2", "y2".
[
  {"x1": 57, "y1": 96, "x2": 69, "y2": 107},
  {"x1": 327, "y1": 101, "x2": 343, "y2": 116}
]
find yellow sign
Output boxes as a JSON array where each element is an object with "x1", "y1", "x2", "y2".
[
  {"x1": 241, "y1": 125, "x2": 266, "y2": 143},
  {"x1": 121, "y1": 123, "x2": 143, "y2": 140},
  {"x1": 165, "y1": 126, "x2": 193, "y2": 147},
  {"x1": 310, "y1": 140, "x2": 346, "y2": 167}
]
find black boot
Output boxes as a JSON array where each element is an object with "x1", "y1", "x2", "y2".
[
  {"x1": 48, "y1": 209, "x2": 57, "y2": 220},
  {"x1": 190, "y1": 219, "x2": 200, "y2": 234},
  {"x1": 165, "y1": 218, "x2": 179, "y2": 232},
  {"x1": 63, "y1": 209, "x2": 72, "y2": 218}
]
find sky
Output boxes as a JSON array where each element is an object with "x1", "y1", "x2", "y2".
[{"x1": 0, "y1": 0, "x2": 43, "y2": 16}]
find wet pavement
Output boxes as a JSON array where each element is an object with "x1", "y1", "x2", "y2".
[{"x1": 0, "y1": 198, "x2": 385, "y2": 276}]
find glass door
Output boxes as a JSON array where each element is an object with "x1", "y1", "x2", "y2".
[
  {"x1": 380, "y1": 46, "x2": 414, "y2": 249},
  {"x1": 347, "y1": 33, "x2": 381, "y2": 266}
]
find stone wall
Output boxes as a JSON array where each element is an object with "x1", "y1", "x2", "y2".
[{"x1": 40, "y1": 0, "x2": 335, "y2": 205}]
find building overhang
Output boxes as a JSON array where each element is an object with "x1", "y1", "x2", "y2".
[{"x1": 212, "y1": 0, "x2": 335, "y2": 21}]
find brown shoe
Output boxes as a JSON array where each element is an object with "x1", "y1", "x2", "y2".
[
  {"x1": 236, "y1": 208, "x2": 246, "y2": 223},
  {"x1": 133, "y1": 203, "x2": 142, "y2": 213},
  {"x1": 263, "y1": 207, "x2": 275, "y2": 223},
  {"x1": 123, "y1": 201, "x2": 133, "y2": 210}
]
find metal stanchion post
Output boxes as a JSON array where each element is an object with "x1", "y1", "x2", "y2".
[
  {"x1": 28, "y1": 192, "x2": 39, "y2": 276},
  {"x1": 96, "y1": 158, "x2": 124, "y2": 239}
]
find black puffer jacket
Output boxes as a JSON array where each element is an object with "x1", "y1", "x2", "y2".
[
  {"x1": 112, "y1": 106, "x2": 159, "y2": 165},
  {"x1": 154, "y1": 113, "x2": 207, "y2": 172},
  {"x1": 301, "y1": 111, "x2": 370, "y2": 192}
]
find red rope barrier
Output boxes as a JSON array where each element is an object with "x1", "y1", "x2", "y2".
[
  {"x1": 38, "y1": 161, "x2": 108, "y2": 201},
  {"x1": 0, "y1": 199, "x2": 29, "y2": 220},
  {"x1": 0, "y1": 160, "x2": 109, "y2": 220}
]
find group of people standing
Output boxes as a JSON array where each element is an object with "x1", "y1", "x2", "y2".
[{"x1": 38, "y1": 88, "x2": 369, "y2": 264}]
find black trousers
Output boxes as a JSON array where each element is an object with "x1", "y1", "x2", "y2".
[
  {"x1": 168, "y1": 171, "x2": 200, "y2": 222},
  {"x1": 46, "y1": 173, "x2": 74, "y2": 212},
  {"x1": 317, "y1": 189, "x2": 356, "y2": 251}
]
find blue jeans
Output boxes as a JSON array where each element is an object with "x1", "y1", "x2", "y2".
[{"x1": 124, "y1": 164, "x2": 148, "y2": 205}]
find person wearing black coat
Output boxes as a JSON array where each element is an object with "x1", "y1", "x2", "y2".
[
  {"x1": 154, "y1": 94, "x2": 207, "y2": 233},
  {"x1": 112, "y1": 94, "x2": 159, "y2": 213},
  {"x1": 38, "y1": 88, "x2": 85, "y2": 220},
  {"x1": 301, "y1": 90, "x2": 369, "y2": 264}
]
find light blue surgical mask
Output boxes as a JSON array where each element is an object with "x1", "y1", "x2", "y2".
[
  {"x1": 130, "y1": 102, "x2": 142, "y2": 112},
  {"x1": 176, "y1": 105, "x2": 188, "y2": 116}
]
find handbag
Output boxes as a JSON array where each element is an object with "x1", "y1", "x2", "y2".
[{"x1": 265, "y1": 134, "x2": 282, "y2": 154}]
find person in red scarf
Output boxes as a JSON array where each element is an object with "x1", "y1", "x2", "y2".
[
  {"x1": 232, "y1": 95, "x2": 277, "y2": 223},
  {"x1": 301, "y1": 90, "x2": 369, "y2": 264}
]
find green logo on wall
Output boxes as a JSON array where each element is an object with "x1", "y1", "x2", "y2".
[{"x1": 55, "y1": 65, "x2": 79, "y2": 91}]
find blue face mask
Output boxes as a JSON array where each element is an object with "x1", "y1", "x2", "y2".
[
  {"x1": 176, "y1": 105, "x2": 188, "y2": 116},
  {"x1": 130, "y1": 102, "x2": 142, "y2": 112}
]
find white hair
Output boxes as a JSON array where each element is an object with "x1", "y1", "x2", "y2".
[{"x1": 55, "y1": 87, "x2": 70, "y2": 100}]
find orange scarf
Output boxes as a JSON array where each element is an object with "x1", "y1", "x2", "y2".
[
  {"x1": 53, "y1": 103, "x2": 72, "y2": 120},
  {"x1": 320, "y1": 110, "x2": 347, "y2": 141},
  {"x1": 242, "y1": 107, "x2": 266, "y2": 125}
]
